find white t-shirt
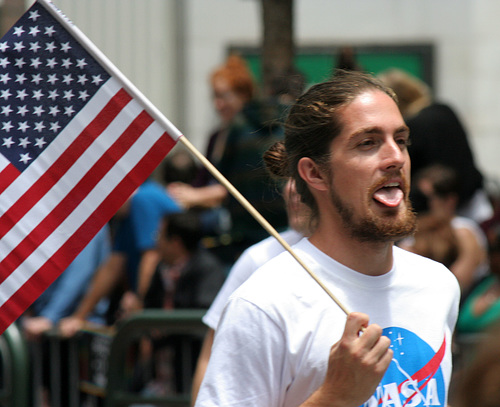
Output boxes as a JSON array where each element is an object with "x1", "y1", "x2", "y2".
[
  {"x1": 203, "y1": 229, "x2": 304, "y2": 330},
  {"x1": 196, "y1": 238, "x2": 460, "y2": 407}
]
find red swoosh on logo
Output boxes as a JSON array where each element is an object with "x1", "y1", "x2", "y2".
[{"x1": 376, "y1": 335, "x2": 447, "y2": 406}]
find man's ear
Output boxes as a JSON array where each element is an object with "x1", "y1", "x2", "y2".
[{"x1": 297, "y1": 157, "x2": 329, "y2": 192}]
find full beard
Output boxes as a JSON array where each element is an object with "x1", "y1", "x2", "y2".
[{"x1": 330, "y1": 180, "x2": 417, "y2": 244}]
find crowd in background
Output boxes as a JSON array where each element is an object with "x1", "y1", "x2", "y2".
[{"x1": 16, "y1": 54, "x2": 500, "y2": 406}]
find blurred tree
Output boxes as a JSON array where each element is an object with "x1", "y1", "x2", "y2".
[{"x1": 260, "y1": 0, "x2": 295, "y2": 98}]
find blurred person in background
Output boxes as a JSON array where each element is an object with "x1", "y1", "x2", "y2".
[
  {"x1": 378, "y1": 68, "x2": 492, "y2": 224},
  {"x1": 130, "y1": 211, "x2": 226, "y2": 397},
  {"x1": 143, "y1": 211, "x2": 226, "y2": 310},
  {"x1": 414, "y1": 164, "x2": 488, "y2": 298},
  {"x1": 401, "y1": 212, "x2": 459, "y2": 269},
  {"x1": 167, "y1": 54, "x2": 288, "y2": 265},
  {"x1": 452, "y1": 321, "x2": 500, "y2": 407},
  {"x1": 456, "y1": 224, "x2": 500, "y2": 335},
  {"x1": 59, "y1": 179, "x2": 181, "y2": 337}
]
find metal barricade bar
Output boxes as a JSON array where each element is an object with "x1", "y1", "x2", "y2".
[
  {"x1": 0, "y1": 323, "x2": 30, "y2": 407},
  {"x1": 104, "y1": 309, "x2": 206, "y2": 407}
]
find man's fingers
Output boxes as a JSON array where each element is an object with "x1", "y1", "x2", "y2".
[{"x1": 343, "y1": 312, "x2": 370, "y2": 339}]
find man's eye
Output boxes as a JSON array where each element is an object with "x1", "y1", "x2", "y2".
[
  {"x1": 359, "y1": 139, "x2": 376, "y2": 147},
  {"x1": 396, "y1": 137, "x2": 411, "y2": 147}
]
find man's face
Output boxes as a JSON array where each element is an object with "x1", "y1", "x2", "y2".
[{"x1": 325, "y1": 90, "x2": 416, "y2": 242}]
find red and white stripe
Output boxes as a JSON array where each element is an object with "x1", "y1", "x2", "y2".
[{"x1": 0, "y1": 77, "x2": 181, "y2": 330}]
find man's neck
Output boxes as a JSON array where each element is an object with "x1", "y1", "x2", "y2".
[{"x1": 308, "y1": 227, "x2": 395, "y2": 276}]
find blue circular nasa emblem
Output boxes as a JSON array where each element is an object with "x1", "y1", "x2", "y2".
[{"x1": 361, "y1": 327, "x2": 446, "y2": 407}]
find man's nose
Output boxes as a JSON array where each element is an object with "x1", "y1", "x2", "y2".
[{"x1": 381, "y1": 139, "x2": 406, "y2": 171}]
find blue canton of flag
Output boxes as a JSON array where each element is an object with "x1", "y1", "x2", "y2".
[{"x1": 0, "y1": 5, "x2": 110, "y2": 171}]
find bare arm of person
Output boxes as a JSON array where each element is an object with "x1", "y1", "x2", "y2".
[
  {"x1": 167, "y1": 183, "x2": 228, "y2": 209},
  {"x1": 300, "y1": 312, "x2": 393, "y2": 407},
  {"x1": 450, "y1": 227, "x2": 486, "y2": 292},
  {"x1": 136, "y1": 249, "x2": 161, "y2": 301},
  {"x1": 58, "y1": 253, "x2": 126, "y2": 337}
]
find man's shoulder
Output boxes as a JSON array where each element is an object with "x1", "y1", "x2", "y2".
[
  {"x1": 394, "y1": 246, "x2": 458, "y2": 284},
  {"x1": 241, "y1": 230, "x2": 304, "y2": 263}
]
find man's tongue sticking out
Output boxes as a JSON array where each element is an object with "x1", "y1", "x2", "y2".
[{"x1": 373, "y1": 185, "x2": 404, "y2": 208}]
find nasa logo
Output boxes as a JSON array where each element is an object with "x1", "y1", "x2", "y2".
[{"x1": 362, "y1": 327, "x2": 446, "y2": 407}]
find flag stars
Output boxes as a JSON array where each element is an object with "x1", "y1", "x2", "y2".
[
  {"x1": 46, "y1": 57, "x2": 57, "y2": 68},
  {"x1": 64, "y1": 105, "x2": 75, "y2": 116},
  {"x1": 16, "y1": 89, "x2": 28, "y2": 100},
  {"x1": 18, "y1": 136, "x2": 30, "y2": 147},
  {"x1": 44, "y1": 26, "x2": 56, "y2": 37},
  {"x1": 14, "y1": 58, "x2": 26, "y2": 68},
  {"x1": 13, "y1": 41, "x2": 26, "y2": 52},
  {"x1": 34, "y1": 121, "x2": 46, "y2": 132},
  {"x1": 35, "y1": 137, "x2": 46, "y2": 148},
  {"x1": 60, "y1": 42, "x2": 71, "y2": 53},
  {"x1": 1, "y1": 105, "x2": 13, "y2": 116},
  {"x1": 0, "y1": 89, "x2": 12, "y2": 100},
  {"x1": 0, "y1": 58, "x2": 10, "y2": 68},
  {"x1": 50, "y1": 121, "x2": 61, "y2": 132},
  {"x1": 31, "y1": 73, "x2": 43, "y2": 85},
  {"x1": 28, "y1": 10, "x2": 40, "y2": 21},
  {"x1": 2, "y1": 136, "x2": 14, "y2": 148},
  {"x1": 63, "y1": 90, "x2": 74, "y2": 101},
  {"x1": 33, "y1": 105, "x2": 45, "y2": 116},
  {"x1": 30, "y1": 57, "x2": 42, "y2": 69},
  {"x1": 92, "y1": 75, "x2": 103, "y2": 85},
  {"x1": 0, "y1": 42, "x2": 9, "y2": 52},
  {"x1": 47, "y1": 74, "x2": 58, "y2": 85},
  {"x1": 15, "y1": 73, "x2": 27, "y2": 84},
  {"x1": 13, "y1": 26, "x2": 25, "y2": 37},
  {"x1": 48, "y1": 90, "x2": 59, "y2": 101},
  {"x1": 28, "y1": 26, "x2": 41, "y2": 36},
  {"x1": 76, "y1": 58, "x2": 87, "y2": 69},
  {"x1": 2, "y1": 121, "x2": 13, "y2": 132},
  {"x1": 0, "y1": 73, "x2": 11, "y2": 84},
  {"x1": 78, "y1": 90, "x2": 90, "y2": 101},
  {"x1": 32, "y1": 89, "x2": 44, "y2": 101},
  {"x1": 45, "y1": 41, "x2": 57, "y2": 53},
  {"x1": 19, "y1": 153, "x2": 32, "y2": 164},
  {"x1": 62, "y1": 74, "x2": 73, "y2": 85},
  {"x1": 17, "y1": 105, "x2": 29, "y2": 116},
  {"x1": 29, "y1": 41, "x2": 41, "y2": 52},
  {"x1": 48, "y1": 105, "x2": 60, "y2": 116},
  {"x1": 77, "y1": 74, "x2": 88, "y2": 85},
  {"x1": 17, "y1": 122, "x2": 30, "y2": 133},
  {"x1": 61, "y1": 58, "x2": 72, "y2": 69}
]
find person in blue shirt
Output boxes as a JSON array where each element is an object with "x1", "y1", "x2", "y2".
[{"x1": 59, "y1": 179, "x2": 181, "y2": 337}]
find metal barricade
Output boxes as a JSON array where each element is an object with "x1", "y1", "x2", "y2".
[
  {"x1": 0, "y1": 323, "x2": 30, "y2": 407},
  {"x1": 29, "y1": 323, "x2": 113, "y2": 407},
  {"x1": 23, "y1": 309, "x2": 205, "y2": 407},
  {"x1": 104, "y1": 309, "x2": 206, "y2": 407}
]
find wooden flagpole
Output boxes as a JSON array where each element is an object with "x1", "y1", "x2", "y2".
[
  {"x1": 179, "y1": 136, "x2": 352, "y2": 317},
  {"x1": 40, "y1": 0, "x2": 352, "y2": 318}
]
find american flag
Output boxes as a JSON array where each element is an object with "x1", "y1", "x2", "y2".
[{"x1": 0, "y1": 0, "x2": 182, "y2": 333}]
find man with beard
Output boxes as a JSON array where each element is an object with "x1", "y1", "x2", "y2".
[{"x1": 194, "y1": 71, "x2": 460, "y2": 407}]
